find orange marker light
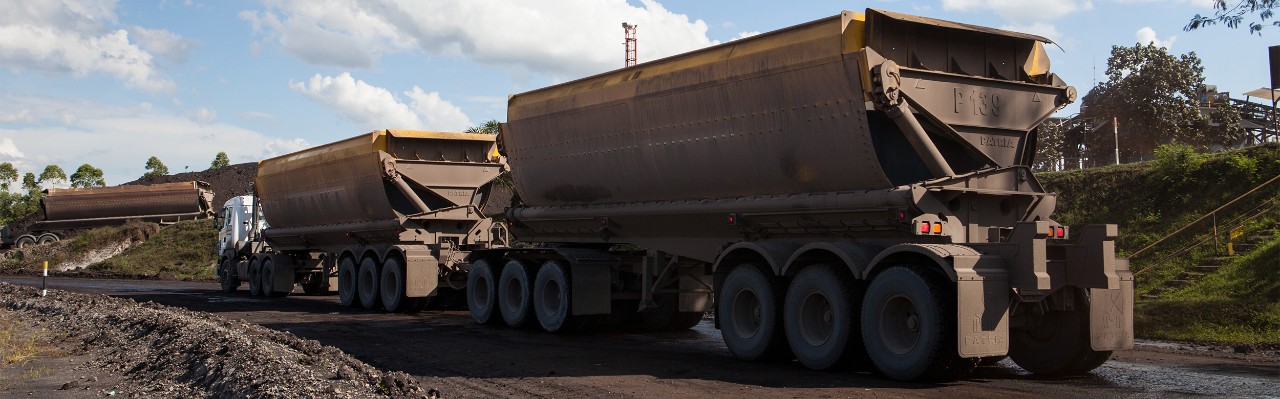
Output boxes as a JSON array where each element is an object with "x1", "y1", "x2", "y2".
[{"x1": 932, "y1": 223, "x2": 943, "y2": 234}]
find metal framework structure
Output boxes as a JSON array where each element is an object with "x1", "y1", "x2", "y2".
[{"x1": 623, "y1": 22, "x2": 637, "y2": 67}]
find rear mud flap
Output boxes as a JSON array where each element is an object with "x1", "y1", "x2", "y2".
[
  {"x1": 954, "y1": 255, "x2": 1010, "y2": 358},
  {"x1": 404, "y1": 248, "x2": 439, "y2": 297},
  {"x1": 1090, "y1": 271, "x2": 1134, "y2": 351}
]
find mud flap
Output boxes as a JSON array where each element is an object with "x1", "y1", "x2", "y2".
[
  {"x1": 403, "y1": 247, "x2": 439, "y2": 297},
  {"x1": 571, "y1": 264, "x2": 611, "y2": 315},
  {"x1": 954, "y1": 255, "x2": 1010, "y2": 358},
  {"x1": 1090, "y1": 266, "x2": 1134, "y2": 351},
  {"x1": 268, "y1": 254, "x2": 296, "y2": 293}
]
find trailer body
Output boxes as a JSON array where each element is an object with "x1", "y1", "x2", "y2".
[
  {"x1": 468, "y1": 9, "x2": 1132, "y2": 381},
  {"x1": 216, "y1": 129, "x2": 504, "y2": 312},
  {"x1": 3, "y1": 181, "x2": 215, "y2": 248}
]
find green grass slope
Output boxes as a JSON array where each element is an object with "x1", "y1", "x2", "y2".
[{"x1": 88, "y1": 219, "x2": 217, "y2": 280}]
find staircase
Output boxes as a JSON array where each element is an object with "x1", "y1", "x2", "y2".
[{"x1": 1140, "y1": 224, "x2": 1278, "y2": 299}]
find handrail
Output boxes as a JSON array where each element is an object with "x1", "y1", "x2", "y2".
[
  {"x1": 1129, "y1": 172, "x2": 1280, "y2": 260},
  {"x1": 1134, "y1": 198, "x2": 1278, "y2": 276}
]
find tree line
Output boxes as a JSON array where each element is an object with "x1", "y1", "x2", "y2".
[{"x1": 0, "y1": 151, "x2": 232, "y2": 225}]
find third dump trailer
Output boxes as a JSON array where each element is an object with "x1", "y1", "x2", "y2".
[
  {"x1": 468, "y1": 9, "x2": 1132, "y2": 381},
  {"x1": 216, "y1": 129, "x2": 505, "y2": 312},
  {"x1": 2, "y1": 181, "x2": 215, "y2": 248}
]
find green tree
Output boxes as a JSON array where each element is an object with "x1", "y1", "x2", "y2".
[
  {"x1": 0, "y1": 162, "x2": 17, "y2": 191},
  {"x1": 1186, "y1": 0, "x2": 1278, "y2": 34},
  {"x1": 1207, "y1": 101, "x2": 1247, "y2": 148},
  {"x1": 1079, "y1": 44, "x2": 1227, "y2": 165},
  {"x1": 1032, "y1": 119, "x2": 1067, "y2": 172},
  {"x1": 39, "y1": 165, "x2": 67, "y2": 188},
  {"x1": 143, "y1": 156, "x2": 169, "y2": 178},
  {"x1": 208, "y1": 151, "x2": 230, "y2": 170},
  {"x1": 465, "y1": 120, "x2": 502, "y2": 135},
  {"x1": 70, "y1": 164, "x2": 107, "y2": 188},
  {"x1": 21, "y1": 173, "x2": 37, "y2": 192}
]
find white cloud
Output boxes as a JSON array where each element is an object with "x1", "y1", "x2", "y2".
[
  {"x1": 1136, "y1": 26, "x2": 1176, "y2": 49},
  {"x1": 1000, "y1": 22, "x2": 1063, "y2": 42},
  {"x1": 942, "y1": 0, "x2": 1093, "y2": 22},
  {"x1": 128, "y1": 26, "x2": 197, "y2": 64},
  {"x1": 186, "y1": 107, "x2": 218, "y2": 125},
  {"x1": 238, "y1": 111, "x2": 275, "y2": 121},
  {"x1": 290, "y1": 72, "x2": 473, "y2": 131},
  {"x1": 0, "y1": 109, "x2": 34, "y2": 123},
  {"x1": 243, "y1": 0, "x2": 716, "y2": 77},
  {"x1": 0, "y1": 95, "x2": 307, "y2": 185},
  {"x1": 734, "y1": 31, "x2": 761, "y2": 41},
  {"x1": 0, "y1": 0, "x2": 177, "y2": 92}
]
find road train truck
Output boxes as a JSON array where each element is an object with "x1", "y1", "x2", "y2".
[
  {"x1": 2, "y1": 181, "x2": 215, "y2": 248},
  {"x1": 215, "y1": 129, "x2": 506, "y2": 313},
  {"x1": 465, "y1": 9, "x2": 1133, "y2": 381}
]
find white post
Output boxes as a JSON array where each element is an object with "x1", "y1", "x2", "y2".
[
  {"x1": 1113, "y1": 116, "x2": 1120, "y2": 165},
  {"x1": 41, "y1": 260, "x2": 48, "y2": 297}
]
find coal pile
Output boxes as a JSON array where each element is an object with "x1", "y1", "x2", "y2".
[{"x1": 122, "y1": 162, "x2": 257, "y2": 206}]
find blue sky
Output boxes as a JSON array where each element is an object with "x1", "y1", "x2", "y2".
[{"x1": 0, "y1": 0, "x2": 1274, "y2": 185}]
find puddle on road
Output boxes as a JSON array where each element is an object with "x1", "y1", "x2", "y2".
[{"x1": 1092, "y1": 360, "x2": 1280, "y2": 398}]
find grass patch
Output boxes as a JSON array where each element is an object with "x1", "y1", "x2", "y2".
[
  {"x1": 88, "y1": 219, "x2": 217, "y2": 280},
  {"x1": 0, "y1": 220, "x2": 161, "y2": 274},
  {"x1": 0, "y1": 310, "x2": 46, "y2": 365}
]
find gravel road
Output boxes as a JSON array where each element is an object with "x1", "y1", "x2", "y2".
[{"x1": 2, "y1": 276, "x2": 1277, "y2": 398}]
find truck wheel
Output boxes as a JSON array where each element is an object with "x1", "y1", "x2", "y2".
[
  {"x1": 1010, "y1": 289, "x2": 1112, "y2": 376},
  {"x1": 15, "y1": 235, "x2": 35, "y2": 248},
  {"x1": 248, "y1": 258, "x2": 263, "y2": 296},
  {"x1": 637, "y1": 293, "x2": 703, "y2": 332},
  {"x1": 338, "y1": 257, "x2": 359, "y2": 307},
  {"x1": 218, "y1": 258, "x2": 239, "y2": 293},
  {"x1": 718, "y1": 264, "x2": 789, "y2": 361},
  {"x1": 358, "y1": 257, "x2": 381, "y2": 310},
  {"x1": 262, "y1": 258, "x2": 290, "y2": 298},
  {"x1": 534, "y1": 261, "x2": 586, "y2": 333},
  {"x1": 37, "y1": 233, "x2": 58, "y2": 245},
  {"x1": 861, "y1": 265, "x2": 974, "y2": 381},
  {"x1": 784, "y1": 264, "x2": 863, "y2": 370},
  {"x1": 301, "y1": 273, "x2": 327, "y2": 295},
  {"x1": 498, "y1": 259, "x2": 534, "y2": 328},
  {"x1": 467, "y1": 259, "x2": 498, "y2": 324},
  {"x1": 380, "y1": 257, "x2": 415, "y2": 313}
]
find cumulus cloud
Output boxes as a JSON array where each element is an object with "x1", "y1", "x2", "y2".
[
  {"x1": 128, "y1": 26, "x2": 197, "y2": 64},
  {"x1": 733, "y1": 31, "x2": 761, "y2": 41},
  {"x1": 0, "y1": 95, "x2": 307, "y2": 184},
  {"x1": 0, "y1": 0, "x2": 177, "y2": 92},
  {"x1": 242, "y1": 0, "x2": 716, "y2": 77},
  {"x1": 1136, "y1": 27, "x2": 1176, "y2": 49},
  {"x1": 0, "y1": 109, "x2": 34, "y2": 123},
  {"x1": 942, "y1": 0, "x2": 1093, "y2": 22},
  {"x1": 290, "y1": 72, "x2": 473, "y2": 131},
  {"x1": 186, "y1": 106, "x2": 218, "y2": 125}
]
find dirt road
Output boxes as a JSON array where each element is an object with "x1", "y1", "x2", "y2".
[{"x1": 4, "y1": 276, "x2": 1277, "y2": 398}]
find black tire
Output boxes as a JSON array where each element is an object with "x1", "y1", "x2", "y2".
[
  {"x1": 248, "y1": 258, "x2": 263, "y2": 296},
  {"x1": 358, "y1": 257, "x2": 381, "y2": 310},
  {"x1": 861, "y1": 266, "x2": 974, "y2": 381},
  {"x1": 37, "y1": 234, "x2": 58, "y2": 245},
  {"x1": 14, "y1": 235, "x2": 35, "y2": 248},
  {"x1": 637, "y1": 293, "x2": 704, "y2": 332},
  {"x1": 498, "y1": 259, "x2": 534, "y2": 328},
  {"x1": 380, "y1": 257, "x2": 414, "y2": 313},
  {"x1": 218, "y1": 258, "x2": 239, "y2": 293},
  {"x1": 784, "y1": 264, "x2": 863, "y2": 370},
  {"x1": 534, "y1": 261, "x2": 588, "y2": 333},
  {"x1": 467, "y1": 259, "x2": 498, "y2": 324},
  {"x1": 300, "y1": 272, "x2": 327, "y2": 295},
  {"x1": 718, "y1": 264, "x2": 789, "y2": 361},
  {"x1": 262, "y1": 258, "x2": 289, "y2": 298},
  {"x1": 1009, "y1": 289, "x2": 1112, "y2": 376},
  {"x1": 338, "y1": 257, "x2": 359, "y2": 307}
]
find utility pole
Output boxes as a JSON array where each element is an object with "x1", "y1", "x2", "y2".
[{"x1": 623, "y1": 23, "x2": 638, "y2": 68}]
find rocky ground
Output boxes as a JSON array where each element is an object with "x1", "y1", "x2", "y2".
[{"x1": 0, "y1": 283, "x2": 434, "y2": 398}]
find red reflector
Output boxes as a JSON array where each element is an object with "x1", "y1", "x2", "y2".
[
  {"x1": 1057, "y1": 227, "x2": 1066, "y2": 238},
  {"x1": 920, "y1": 222, "x2": 931, "y2": 234}
]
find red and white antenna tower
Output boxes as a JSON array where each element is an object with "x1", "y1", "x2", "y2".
[{"x1": 623, "y1": 22, "x2": 637, "y2": 67}]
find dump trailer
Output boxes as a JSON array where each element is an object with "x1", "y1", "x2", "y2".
[
  {"x1": 467, "y1": 9, "x2": 1132, "y2": 381},
  {"x1": 215, "y1": 129, "x2": 506, "y2": 313},
  {"x1": 2, "y1": 181, "x2": 215, "y2": 248}
]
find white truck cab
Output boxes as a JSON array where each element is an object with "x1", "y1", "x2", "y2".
[{"x1": 216, "y1": 195, "x2": 264, "y2": 256}]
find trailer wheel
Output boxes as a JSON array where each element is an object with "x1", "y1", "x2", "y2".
[
  {"x1": 358, "y1": 257, "x2": 381, "y2": 310},
  {"x1": 218, "y1": 258, "x2": 239, "y2": 293},
  {"x1": 338, "y1": 257, "x2": 359, "y2": 307},
  {"x1": 37, "y1": 233, "x2": 58, "y2": 245},
  {"x1": 861, "y1": 265, "x2": 973, "y2": 381},
  {"x1": 467, "y1": 259, "x2": 499, "y2": 324},
  {"x1": 14, "y1": 235, "x2": 35, "y2": 248},
  {"x1": 498, "y1": 259, "x2": 534, "y2": 328},
  {"x1": 248, "y1": 258, "x2": 263, "y2": 296},
  {"x1": 380, "y1": 257, "x2": 417, "y2": 313},
  {"x1": 1010, "y1": 289, "x2": 1112, "y2": 376},
  {"x1": 718, "y1": 264, "x2": 789, "y2": 361},
  {"x1": 534, "y1": 261, "x2": 589, "y2": 333},
  {"x1": 784, "y1": 264, "x2": 863, "y2": 370}
]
